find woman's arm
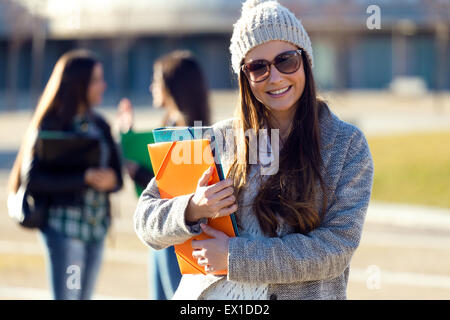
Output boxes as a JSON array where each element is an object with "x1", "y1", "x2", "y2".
[
  {"x1": 227, "y1": 128, "x2": 374, "y2": 284},
  {"x1": 133, "y1": 177, "x2": 205, "y2": 250}
]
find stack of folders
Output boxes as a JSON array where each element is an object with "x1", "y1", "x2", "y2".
[{"x1": 148, "y1": 126, "x2": 239, "y2": 275}]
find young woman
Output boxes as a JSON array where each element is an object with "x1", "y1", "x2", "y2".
[
  {"x1": 117, "y1": 50, "x2": 211, "y2": 188},
  {"x1": 134, "y1": 0, "x2": 374, "y2": 300},
  {"x1": 117, "y1": 50, "x2": 211, "y2": 300},
  {"x1": 8, "y1": 50, "x2": 123, "y2": 300}
]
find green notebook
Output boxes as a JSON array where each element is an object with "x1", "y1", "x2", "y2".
[{"x1": 120, "y1": 130, "x2": 155, "y2": 196}]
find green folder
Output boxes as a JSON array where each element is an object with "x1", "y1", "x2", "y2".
[
  {"x1": 120, "y1": 130, "x2": 155, "y2": 196},
  {"x1": 151, "y1": 126, "x2": 239, "y2": 236}
]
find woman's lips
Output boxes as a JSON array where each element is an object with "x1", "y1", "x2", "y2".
[{"x1": 267, "y1": 85, "x2": 292, "y2": 98}]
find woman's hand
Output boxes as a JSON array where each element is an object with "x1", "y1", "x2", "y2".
[
  {"x1": 192, "y1": 223, "x2": 230, "y2": 273},
  {"x1": 185, "y1": 166, "x2": 238, "y2": 223},
  {"x1": 84, "y1": 168, "x2": 118, "y2": 192},
  {"x1": 117, "y1": 97, "x2": 134, "y2": 133}
]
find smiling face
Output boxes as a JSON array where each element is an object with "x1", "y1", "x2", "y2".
[{"x1": 243, "y1": 40, "x2": 305, "y2": 123}]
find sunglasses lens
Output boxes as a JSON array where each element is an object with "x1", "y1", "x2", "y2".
[
  {"x1": 243, "y1": 51, "x2": 301, "y2": 82},
  {"x1": 245, "y1": 62, "x2": 269, "y2": 82},
  {"x1": 275, "y1": 52, "x2": 301, "y2": 74}
]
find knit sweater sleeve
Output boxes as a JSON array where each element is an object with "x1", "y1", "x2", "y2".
[
  {"x1": 133, "y1": 177, "x2": 206, "y2": 250},
  {"x1": 227, "y1": 126, "x2": 374, "y2": 284}
]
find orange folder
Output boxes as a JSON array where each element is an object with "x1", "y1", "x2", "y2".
[{"x1": 147, "y1": 139, "x2": 237, "y2": 275}]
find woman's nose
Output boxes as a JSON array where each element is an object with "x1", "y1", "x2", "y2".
[{"x1": 268, "y1": 64, "x2": 283, "y2": 83}]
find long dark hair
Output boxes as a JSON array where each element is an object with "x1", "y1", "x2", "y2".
[
  {"x1": 155, "y1": 50, "x2": 210, "y2": 126},
  {"x1": 228, "y1": 50, "x2": 331, "y2": 237},
  {"x1": 8, "y1": 49, "x2": 99, "y2": 193}
]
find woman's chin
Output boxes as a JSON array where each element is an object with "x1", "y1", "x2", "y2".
[{"x1": 265, "y1": 102, "x2": 296, "y2": 114}]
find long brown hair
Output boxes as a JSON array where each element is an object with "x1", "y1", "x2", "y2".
[
  {"x1": 155, "y1": 50, "x2": 210, "y2": 126},
  {"x1": 227, "y1": 51, "x2": 331, "y2": 237},
  {"x1": 7, "y1": 49, "x2": 99, "y2": 194}
]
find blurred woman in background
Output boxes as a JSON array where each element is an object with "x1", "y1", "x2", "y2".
[
  {"x1": 117, "y1": 50, "x2": 210, "y2": 299},
  {"x1": 8, "y1": 49, "x2": 123, "y2": 300}
]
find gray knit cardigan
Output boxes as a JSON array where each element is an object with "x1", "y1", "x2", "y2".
[{"x1": 134, "y1": 108, "x2": 374, "y2": 300}]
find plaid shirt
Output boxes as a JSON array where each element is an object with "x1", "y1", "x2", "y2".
[{"x1": 47, "y1": 114, "x2": 110, "y2": 242}]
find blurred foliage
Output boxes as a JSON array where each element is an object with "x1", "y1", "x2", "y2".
[{"x1": 368, "y1": 131, "x2": 450, "y2": 209}]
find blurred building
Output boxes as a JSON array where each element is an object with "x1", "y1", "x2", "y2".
[{"x1": 0, "y1": 0, "x2": 449, "y2": 109}]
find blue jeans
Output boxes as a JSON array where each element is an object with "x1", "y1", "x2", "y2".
[
  {"x1": 39, "y1": 225, "x2": 105, "y2": 300},
  {"x1": 149, "y1": 246, "x2": 182, "y2": 300}
]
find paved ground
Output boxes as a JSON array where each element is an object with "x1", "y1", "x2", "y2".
[{"x1": 1, "y1": 91, "x2": 449, "y2": 300}]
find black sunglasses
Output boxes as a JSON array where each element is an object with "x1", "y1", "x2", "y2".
[{"x1": 241, "y1": 49, "x2": 303, "y2": 83}]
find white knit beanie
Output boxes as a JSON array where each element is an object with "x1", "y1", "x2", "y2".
[{"x1": 230, "y1": 0, "x2": 314, "y2": 75}]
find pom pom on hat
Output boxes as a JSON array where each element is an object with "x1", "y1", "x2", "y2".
[
  {"x1": 230, "y1": 0, "x2": 314, "y2": 75},
  {"x1": 241, "y1": 0, "x2": 274, "y2": 14}
]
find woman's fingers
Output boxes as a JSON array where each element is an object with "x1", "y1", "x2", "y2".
[
  {"x1": 192, "y1": 249, "x2": 209, "y2": 266},
  {"x1": 198, "y1": 168, "x2": 233, "y2": 192},
  {"x1": 192, "y1": 248, "x2": 204, "y2": 258},
  {"x1": 86, "y1": 169, "x2": 117, "y2": 191},
  {"x1": 118, "y1": 97, "x2": 133, "y2": 112},
  {"x1": 91, "y1": 173, "x2": 103, "y2": 184},
  {"x1": 200, "y1": 223, "x2": 228, "y2": 239},
  {"x1": 204, "y1": 265, "x2": 214, "y2": 273},
  {"x1": 206, "y1": 195, "x2": 237, "y2": 218},
  {"x1": 217, "y1": 203, "x2": 239, "y2": 217},
  {"x1": 218, "y1": 195, "x2": 236, "y2": 207},
  {"x1": 198, "y1": 258, "x2": 208, "y2": 267},
  {"x1": 191, "y1": 226, "x2": 229, "y2": 273},
  {"x1": 197, "y1": 166, "x2": 215, "y2": 187},
  {"x1": 191, "y1": 170, "x2": 236, "y2": 220},
  {"x1": 204, "y1": 179, "x2": 235, "y2": 207},
  {"x1": 211, "y1": 186, "x2": 235, "y2": 202},
  {"x1": 117, "y1": 98, "x2": 134, "y2": 133},
  {"x1": 208, "y1": 178, "x2": 233, "y2": 195}
]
